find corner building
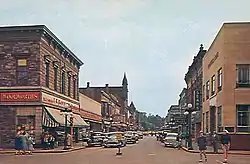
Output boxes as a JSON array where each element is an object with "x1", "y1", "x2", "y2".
[
  {"x1": 0, "y1": 25, "x2": 85, "y2": 148},
  {"x1": 202, "y1": 23, "x2": 250, "y2": 150}
]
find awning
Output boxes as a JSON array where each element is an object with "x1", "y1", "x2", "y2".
[{"x1": 43, "y1": 107, "x2": 89, "y2": 128}]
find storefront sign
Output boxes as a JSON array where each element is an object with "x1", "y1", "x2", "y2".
[
  {"x1": 208, "y1": 52, "x2": 219, "y2": 69},
  {"x1": 80, "y1": 109, "x2": 102, "y2": 121},
  {"x1": 0, "y1": 92, "x2": 40, "y2": 102},
  {"x1": 42, "y1": 92, "x2": 79, "y2": 110}
]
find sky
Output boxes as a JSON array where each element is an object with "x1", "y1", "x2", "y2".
[{"x1": 1, "y1": 0, "x2": 250, "y2": 117}]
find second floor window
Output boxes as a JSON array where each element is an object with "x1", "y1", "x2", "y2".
[
  {"x1": 68, "y1": 74, "x2": 71, "y2": 96},
  {"x1": 45, "y1": 62, "x2": 50, "y2": 88},
  {"x1": 16, "y1": 59, "x2": 28, "y2": 85},
  {"x1": 61, "y1": 71, "x2": 66, "y2": 94},
  {"x1": 206, "y1": 80, "x2": 210, "y2": 100},
  {"x1": 211, "y1": 75, "x2": 215, "y2": 95},
  {"x1": 73, "y1": 78, "x2": 77, "y2": 99},
  {"x1": 218, "y1": 68, "x2": 222, "y2": 91},
  {"x1": 54, "y1": 66, "x2": 58, "y2": 91},
  {"x1": 237, "y1": 64, "x2": 250, "y2": 87}
]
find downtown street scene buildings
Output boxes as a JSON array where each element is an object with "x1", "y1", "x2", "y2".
[
  {"x1": 166, "y1": 22, "x2": 250, "y2": 151},
  {"x1": 0, "y1": 25, "x2": 141, "y2": 148}
]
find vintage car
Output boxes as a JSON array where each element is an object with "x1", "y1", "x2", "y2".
[
  {"x1": 87, "y1": 132, "x2": 105, "y2": 147},
  {"x1": 132, "y1": 131, "x2": 139, "y2": 141},
  {"x1": 103, "y1": 132, "x2": 127, "y2": 148},
  {"x1": 137, "y1": 131, "x2": 143, "y2": 139},
  {"x1": 164, "y1": 133, "x2": 179, "y2": 148},
  {"x1": 124, "y1": 131, "x2": 137, "y2": 144}
]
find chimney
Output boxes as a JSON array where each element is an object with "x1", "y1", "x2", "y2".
[
  {"x1": 105, "y1": 84, "x2": 109, "y2": 93},
  {"x1": 87, "y1": 82, "x2": 90, "y2": 88}
]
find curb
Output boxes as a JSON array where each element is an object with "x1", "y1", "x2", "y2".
[
  {"x1": 0, "y1": 146, "x2": 86, "y2": 155},
  {"x1": 182, "y1": 147, "x2": 250, "y2": 155}
]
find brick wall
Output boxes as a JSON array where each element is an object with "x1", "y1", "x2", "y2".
[
  {"x1": 0, "y1": 107, "x2": 16, "y2": 148},
  {"x1": 0, "y1": 41, "x2": 40, "y2": 87}
]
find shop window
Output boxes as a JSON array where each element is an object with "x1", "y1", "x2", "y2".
[
  {"x1": 211, "y1": 75, "x2": 215, "y2": 96},
  {"x1": 217, "y1": 68, "x2": 222, "y2": 91},
  {"x1": 61, "y1": 71, "x2": 66, "y2": 94},
  {"x1": 206, "y1": 80, "x2": 210, "y2": 100},
  {"x1": 45, "y1": 61, "x2": 50, "y2": 88},
  {"x1": 205, "y1": 111, "x2": 209, "y2": 133},
  {"x1": 236, "y1": 64, "x2": 250, "y2": 88},
  {"x1": 17, "y1": 116, "x2": 35, "y2": 130},
  {"x1": 217, "y1": 106, "x2": 222, "y2": 132},
  {"x1": 225, "y1": 127, "x2": 234, "y2": 133},
  {"x1": 237, "y1": 105, "x2": 250, "y2": 132},
  {"x1": 16, "y1": 59, "x2": 28, "y2": 85},
  {"x1": 68, "y1": 74, "x2": 71, "y2": 96},
  {"x1": 54, "y1": 64, "x2": 58, "y2": 91}
]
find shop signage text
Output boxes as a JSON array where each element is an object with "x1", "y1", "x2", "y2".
[
  {"x1": 208, "y1": 52, "x2": 219, "y2": 69},
  {"x1": 42, "y1": 92, "x2": 79, "y2": 110},
  {"x1": 0, "y1": 92, "x2": 40, "y2": 102}
]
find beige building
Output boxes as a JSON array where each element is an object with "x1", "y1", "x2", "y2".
[{"x1": 202, "y1": 22, "x2": 250, "y2": 150}]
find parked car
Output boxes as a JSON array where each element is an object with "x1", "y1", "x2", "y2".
[
  {"x1": 87, "y1": 132, "x2": 105, "y2": 147},
  {"x1": 132, "y1": 131, "x2": 139, "y2": 141},
  {"x1": 137, "y1": 131, "x2": 143, "y2": 139},
  {"x1": 164, "y1": 133, "x2": 179, "y2": 148},
  {"x1": 124, "y1": 131, "x2": 137, "y2": 144},
  {"x1": 103, "y1": 132, "x2": 127, "y2": 148}
]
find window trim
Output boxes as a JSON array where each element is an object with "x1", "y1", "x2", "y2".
[
  {"x1": 211, "y1": 75, "x2": 215, "y2": 95},
  {"x1": 16, "y1": 59, "x2": 28, "y2": 86},
  {"x1": 206, "y1": 80, "x2": 210, "y2": 100},
  {"x1": 217, "y1": 68, "x2": 222, "y2": 91}
]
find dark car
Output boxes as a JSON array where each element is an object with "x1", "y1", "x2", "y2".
[{"x1": 87, "y1": 132, "x2": 105, "y2": 147}]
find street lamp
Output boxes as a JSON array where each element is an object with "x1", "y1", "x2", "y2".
[
  {"x1": 184, "y1": 103, "x2": 196, "y2": 150},
  {"x1": 61, "y1": 103, "x2": 73, "y2": 150}
]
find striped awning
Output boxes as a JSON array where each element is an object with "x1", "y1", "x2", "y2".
[{"x1": 42, "y1": 108, "x2": 60, "y2": 127}]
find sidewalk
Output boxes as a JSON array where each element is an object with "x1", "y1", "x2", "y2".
[
  {"x1": 0, "y1": 142, "x2": 87, "y2": 154},
  {"x1": 182, "y1": 141, "x2": 250, "y2": 155}
]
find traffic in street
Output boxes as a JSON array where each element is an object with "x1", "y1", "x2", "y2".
[{"x1": 1, "y1": 136, "x2": 249, "y2": 164}]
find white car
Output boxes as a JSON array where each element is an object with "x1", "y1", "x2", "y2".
[{"x1": 164, "y1": 133, "x2": 179, "y2": 148}]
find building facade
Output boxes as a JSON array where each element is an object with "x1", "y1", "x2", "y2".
[
  {"x1": 79, "y1": 93, "x2": 102, "y2": 132},
  {"x1": 166, "y1": 105, "x2": 184, "y2": 125},
  {"x1": 0, "y1": 25, "x2": 86, "y2": 148},
  {"x1": 184, "y1": 44, "x2": 206, "y2": 138},
  {"x1": 202, "y1": 23, "x2": 250, "y2": 150}
]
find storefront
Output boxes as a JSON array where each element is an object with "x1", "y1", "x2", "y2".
[
  {"x1": 0, "y1": 90, "x2": 88, "y2": 148},
  {"x1": 80, "y1": 109, "x2": 102, "y2": 132}
]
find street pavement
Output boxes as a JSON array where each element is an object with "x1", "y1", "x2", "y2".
[{"x1": 0, "y1": 136, "x2": 249, "y2": 164}]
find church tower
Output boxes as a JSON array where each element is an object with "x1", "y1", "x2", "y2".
[{"x1": 122, "y1": 72, "x2": 128, "y2": 100}]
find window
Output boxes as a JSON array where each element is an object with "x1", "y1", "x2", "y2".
[
  {"x1": 237, "y1": 64, "x2": 250, "y2": 87},
  {"x1": 68, "y1": 74, "x2": 71, "y2": 96},
  {"x1": 237, "y1": 105, "x2": 250, "y2": 132},
  {"x1": 54, "y1": 66, "x2": 58, "y2": 91},
  {"x1": 73, "y1": 77, "x2": 77, "y2": 99},
  {"x1": 202, "y1": 113, "x2": 205, "y2": 132},
  {"x1": 206, "y1": 80, "x2": 210, "y2": 100},
  {"x1": 217, "y1": 106, "x2": 223, "y2": 132},
  {"x1": 16, "y1": 59, "x2": 28, "y2": 85},
  {"x1": 217, "y1": 68, "x2": 222, "y2": 91},
  {"x1": 61, "y1": 71, "x2": 66, "y2": 94},
  {"x1": 205, "y1": 111, "x2": 209, "y2": 133},
  {"x1": 202, "y1": 85, "x2": 205, "y2": 102},
  {"x1": 211, "y1": 75, "x2": 215, "y2": 95},
  {"x1": 45, "y1": 62, "x2": 50, "y2": 88}
]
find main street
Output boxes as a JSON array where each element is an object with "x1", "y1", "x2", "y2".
[{"x1": 0, "y1": 136, "x2": 249, "y2": 164}]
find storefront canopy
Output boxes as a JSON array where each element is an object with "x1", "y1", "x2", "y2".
[{"x1": 43, "y1": 107, "x2": 89, "y2": 128}]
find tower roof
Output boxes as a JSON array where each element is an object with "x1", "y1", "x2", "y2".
[{"x1": 122, "y1": 72, "x2": 128, "y2": 85}]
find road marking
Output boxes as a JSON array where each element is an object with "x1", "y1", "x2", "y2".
[
  {"x1": 148, "y1": 153, "x2": 155, "y2": 156},
  {"x1": 216, "y1": 160, "x2": 224, "y2": 164}
]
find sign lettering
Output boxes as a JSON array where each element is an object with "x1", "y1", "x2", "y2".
[
  {"x1": 0, "y1": 92, "x2": 40, "y2": 102},
  {"x1": 208, "y1": 52, "x2": 219, "y2": 69},
  {"x1": 42, "y1": 92, "x2": 79, "y2": 110}
]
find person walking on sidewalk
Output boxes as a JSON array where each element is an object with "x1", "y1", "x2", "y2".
[
  {"x1": 212, "y1": 131, "x2": 219, "y2": 154},
  {"x1": 197, "y1": 131, "x2": 207, "y2": 162},
  {"x1": 220, "y1": 130, "x2": 231, "y2": 163}
]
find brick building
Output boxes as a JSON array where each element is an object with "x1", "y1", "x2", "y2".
[
  {"x1": 79, "y1": 74, "x2": 129, "y2": 131},
  {"x1": 184, "y1": 44, "x2": 206, "y2": 138},
  {"x1": 0, "y1": 25, "x2": 86, "y2": 148},
  {"x1": 202, "y1": 22, "x2": 250, "y2": 150}
]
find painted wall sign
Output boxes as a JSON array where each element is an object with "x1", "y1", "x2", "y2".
[
  {"x1": 42, "y1": 92, "x2": 79, "y2": 110},
  {"x1": 208, "y1": 52, "x2": 219, "y2": 69},
  {"x1": 0, "y1": 92, "x2": 40, "y2": 102}
]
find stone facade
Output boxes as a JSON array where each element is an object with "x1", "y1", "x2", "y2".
[
  {"x1": 184, "y1": 44, "x2": 206, "y2": 138},
  {"x1": 202, "y1": 22, "x2": 250, "y2": 150}
]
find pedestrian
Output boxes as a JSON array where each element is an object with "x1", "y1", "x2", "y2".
[
  {"x1": 27, "y1": 136, "x2": 35, "y2": 154},
  {"x1": 19, "y1": 131, "x2": 28, "y2": 155},
  {"x1": 212, "y1": 131, "x2": 219, "y2": 153},
  {"x1": 197, "y1": 131, "x2": 207, "y2": 162},
  {"x1": 220, "y1": 130, "x2": 231, "y2": 163},
  {"x1": 15, "y1": 130, "x2": 22, "y2": 155}
]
